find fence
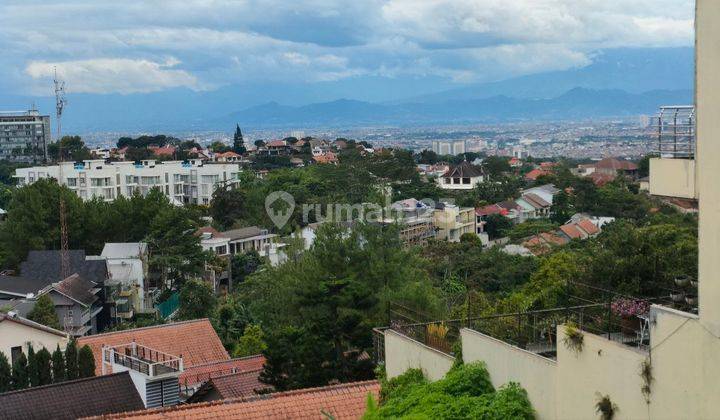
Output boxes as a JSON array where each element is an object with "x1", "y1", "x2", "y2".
[{"x1": 155, "y1": 292, "x2": 179, "y2": 319}]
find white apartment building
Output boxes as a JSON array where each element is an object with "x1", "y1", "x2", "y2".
[
  {"x1": 14, "y1": 159, "x2": 241, "y2": 204},
  {"x1": 431, "y1": 140, "x2": 466, "y2": 156}
]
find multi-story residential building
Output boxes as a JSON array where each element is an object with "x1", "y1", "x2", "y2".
[
  {"x1": 433, "y1": 202, "x2": 477, "y2": 242},
  {"x1": 437, "y1": 161, "x2": 484, "y2": 190},
  {"x1": 0, "y1": 108, "x2": 51, "y2": 163},
  {"x1": 431, "y1": 140, "x2": 465, "y2": 155},
  {"x1": 14, "y1": 159, "x2": 241, "y2": 204},
  {"x1": 97, "y1": 243, "x2": 151, "y2": 319},
  {"x1": 39, "y1": 273, "x2": 104, "y2": 337},
  {"x1": 383, "y1": 199, "x2": 436, "y2": 246},
  {"x1": 377, "y1": 5, "x2": 720, "y2": 418}
]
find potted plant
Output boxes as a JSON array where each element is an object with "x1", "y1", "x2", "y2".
[
  {"x1": 674, "y1": 274, "x2": 691, "y2": 287},
  {"x1": 671, "y1": 291, "x2": 685, "y2": 303},
  {"x1": 685, "y1": 294, "x2": 698, "y2": 306},
  {"x1": 611, "y1": 298, "x2": 649, "y2": 333},
  {"x1": 691, "y1": 277, "x2": 699, "y2": 288}
]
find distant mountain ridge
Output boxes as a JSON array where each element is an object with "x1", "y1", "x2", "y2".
[
  {"x1": 0, "y1": 47, "x2": 693, "y2": 132},
  {"x1": 219, "y1": 88, "x2": 692, "y2": 128}
]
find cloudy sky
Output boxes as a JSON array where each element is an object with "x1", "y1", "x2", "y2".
[{"x1": 0, "y1": 0, "x2": 694, "y2": 96}]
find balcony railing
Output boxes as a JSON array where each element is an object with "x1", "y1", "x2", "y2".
[
  {"x1": 103, "y1": 343, "x2": 183, "y2": 377},
  {"x1": 379, "y1": 282, "x2": 682, "y2": 361},
  {"x1": 654, "y1": 105, "x2": 695, "y2": 158}
]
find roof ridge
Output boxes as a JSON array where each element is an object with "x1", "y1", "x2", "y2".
[
  {"x1": 210, "y1": 367, "x2": 265, "y2": 381},
  {"x1": 103, "y1": 380, "x2": 380, "y2": 418},
  {"x1": 78, "y1": 318, "x2": 211, "y2": 340},
  {"x1": 0, "y1": 372, "x2": 129, "y2": 397},
  {"x1": 187, "y1": 354, "x2": 263, "y2": 369}
]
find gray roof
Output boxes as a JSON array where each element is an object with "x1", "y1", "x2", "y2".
[
  {"x1": 0, "y1": 275, "x2": 50, "y2": 297},
  {"x1": 101, "y1": 242, "x2": 148, "y2": 259},
  {"x1": 20, "y1": 250, "x2": 108, "y2": 286},
  {"x1": 522, "y1": 184, "x2": 560, "y2": 195},
  {"x1": 224, "y1": 226, "x2": 265, "y2": 241},
  {"x1": 46, "y1": 274, "x2": 99, "y2": 307},
  {"x1": 442, "y1": 161, "x2": 484, "y2": 178},
  {"x1": 0, "y1": 372, "x2": 144, "y2": 420}
]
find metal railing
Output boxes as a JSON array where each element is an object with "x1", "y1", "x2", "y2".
[
  {"x1": 654, "y1": 106, "x2": 695, "y2": 158},
  {"x1": 103, "y1": 343, "x2": 183, "y2": 377}
]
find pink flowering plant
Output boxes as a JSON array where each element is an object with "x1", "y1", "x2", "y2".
[{"x1": 611, "y1": 298, "x2": 650, "y2": 318}]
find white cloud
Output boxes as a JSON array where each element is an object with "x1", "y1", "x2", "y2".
[
  {"x1": 0, "y1": 0, "x2": 696, "y2": 95},
  {"x1": 25, "y1": 58, "x2": 200, "y2": 94}
]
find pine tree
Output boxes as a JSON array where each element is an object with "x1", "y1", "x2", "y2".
[
  {"x1": 35, "y1": 348, "x2": 52, "y2": 386},
  {"x1": 233, "y1": 124, "x2": 246, "y2": 154},
  {"x1": 0, "y1": 351, "x2": 11, "y2": 393},
  {"x1": 27, "y1": 294, "x2": 61, "y2": 330},
  {"x1": 78, "y1": 345, "x2": 95, "y2": 378},
  {"x1": 27, "y1": 345, "x2": 39, "y2": 387},
  {"x1": 51, "y1": 345, "x2": 66, "y2": 383},
  {"x1": 65, "y1": 340, "x2": 79, "y2": 380},
  {"x1": 10, "y1": 352, "x2": 28, "y2": 390}
]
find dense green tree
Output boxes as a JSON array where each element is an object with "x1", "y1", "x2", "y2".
[
  {"x1": 47, "y1": 136, "x2": 91, "y2": 162},
  {"x1": 482, "y1": 156, "x2": 512, "y2": 179},
  {"x1": 416, "y1": 149, "x2": 440, "y2": 164},
  {"x1": 124, "y1": 146, "x2": 154, "y2": 162},
  {"x1": 209, "y1": 141, "x2": 231, "y2": 153},
  {"x1": 246, "y1": 223, "x2": 441, "y2": 389},
  {"x1": 27, "y1": 345, "x2": 38, "y2": 387},
  {"x1": 146, "y1": 206, "x2": 207, "y2": 289},
  {"x1": 506, "y1": 219, "x2": 559, "y2": 241},
  {"x1": 483, "y1": 214, "x2": 513, "y2": 240},
  {"x1": 209, "y1": 186, "x2": 246, "y2": 230},
  {"x1": 0, "y1": 351, "x2": 11, "y2": 392},
  {"x1": 51, "y1": 345, "x2": 65, "y2": 383},
  {"x1": 460, "y1": 232, "x2": 482, "y2": 245},
  {"x1": 550, "y1": 190, "x2": 573, "y2": 224},
  {"x1": 233, "y1": 324, "x2": 267, "y2": 357},
  {"x1": 65, "y1": 340, "x2": 79, "y2": 381},
  {"x1": 233, "y1": 124, "x2": 246, "y2": 154},
  {"x1": 177, "y1": 279, "x2": 217, "y2": 320},
  {"x1": 78, "y1": 345, "x2": 95, "y2": 378},
  {"x1": 473, "y1": 175, "x2": 523, "y2": 204},
  {"x1": 230, "y1": 251, "x2": 262, "y2": 284},
  {"x1": 35, "y1": 348, "x2": 52, "y2": 386},
  {"x1": 0, "y1": 184, "x2": 12, "y2": 209},
  {"x1": 213, "y1": 296, "x2": 253, "y2": 351},
  {"x1": 27, "y1": 294, "x2": 60, "y2": 330},
  {"x1": 10, "y1": 352, "x2": 28, "y2": 390}
]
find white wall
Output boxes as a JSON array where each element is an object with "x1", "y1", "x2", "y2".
[
  {"x1": 649, "y1": 158, "x2": 696, "y2": 199},
  {"x1": 0, "y1": 319, "x2": 68, "y2": 361},
  {"x1": 384, "y1": 329, "x2": 454, "y2": 381},
  {"x1": 461, "y1": 328, "x2": 557, "y2": 420}
]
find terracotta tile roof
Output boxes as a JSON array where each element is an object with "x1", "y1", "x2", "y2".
[
  {"x1": 476, "y1": 204, "x2": 505, "y2": 217},
  {"x1": 179, "y1": 355, "x2": 266, "y2": 388},
  {"x1": 577, "y1": 219, "x2": 600, "y2": 236},
  {"x1": 559, "y1": 224, "x2": 585, "y2": 240},
  {"x1": 588, "y1": 172, "x2": 615, "y2": 186},
  {"x1": 0, "y1": 372, "x2": 144, "y2": 420},
  {"x1": 94, "y1": 380, "x2": 380, "y2": 420},
  {"x1": 594, "y1": 157, "x2": 638, "y2": 171},
  {"x1": 313, "y1": 152, "x2": 339, "y2": 164},
  {"x1": 540, "y1": 232, "x2": 569, "y2": 246},
  {"x1": 195, "y1": 226, "x2": 226, "y2": 238},
  {"x1": 524, "y1": 168, "x2": 550, "y2": 181},
  {"x1": 266, "y1": 140, "x2": 288, "y2": 148},
  {"x1": 148, "y1": 145, "x2": 176, "y2": 156},
  {"x1": 77, "y1": 319, "x2": 229, "y2": 376},
  {"x1": 187, "y1": 369, "x2": 272, "y2": 403}
]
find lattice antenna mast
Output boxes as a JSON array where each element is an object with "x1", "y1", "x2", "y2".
[
  {"x1": 54, "y1": 67, "x2": 70, "y2": 279},
  {"x1": 54, "y1": 67, "x2": 66, "y2": 143}
]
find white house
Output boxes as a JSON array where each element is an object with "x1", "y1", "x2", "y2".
[
  {"x1": 437, "y1": 161, "x2": 484, "y2": 190},
  {"x1": 0, "y1": 312, "x2": 68, "y2": 365}
]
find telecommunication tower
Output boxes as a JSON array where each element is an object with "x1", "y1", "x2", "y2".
[{"x1": 53, "y1": 67, "x2": 70, "y2": 280}]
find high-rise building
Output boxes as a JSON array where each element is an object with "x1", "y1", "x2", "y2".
[
  {"x1": 431, "y1": 140, "x2": 466, "y2": 156},
  {"x1": 14, "y1": 159, "x2": 241, "y2": 205},
  {"x1": 0, "y1": 108, "x2": 51, "y2": 163}
]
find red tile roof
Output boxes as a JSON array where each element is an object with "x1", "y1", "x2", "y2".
[
  {"x1": 77, "y1": 319, "x2": 229, "y2": 376},
  {"x1": 266, "y1": 140, "x2": 287, "y2": 147},
  {"x1": 215, "y1": 151, "x2": 241, "y2": 158},
  {"x1": 577, "y1": 219, "x2": 600, "y2": 236},
  {"x1": 475, "y1": 204, "x2": 506, "y2": 217},
  {"x1": 313, "y1": 151, "x2": 339, "y2": 164},
  {"x1": 559, "y1": 224, "x2": 584, "y2": 239},
  {"x1": 588, "y1": 172, "x2": 615, "y2": 186},
  {"x1": 524, "y1": 168, "x2": 550, "y2": 181},
  {"x1": 148, "y1": 145, "x2": 176, "y2": 156},
  {"x1": 179, "y1": 355, "x2": 266, "y2": 388},
  {"x1": 594, "y1": 157, "x2": 638, "y2": 171},
  {"x1": 208, "y1": 369, "x2": 272, "y2": 399},
  {"x1": 95, "y1": 380, "x2": 380, "y2": 420}
]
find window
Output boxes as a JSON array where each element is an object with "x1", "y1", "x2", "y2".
[
  {"x1": 444, "y1": 177, "x2": 451, "y2": 184},
  {"x1": 10, "y1": 346, "x2": 22, "y2": 365},
  {"x1": 462, "y1": 177, "x2": 471, "y2": 184}
]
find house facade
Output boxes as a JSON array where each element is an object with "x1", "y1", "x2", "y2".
[{"x1": 437, "y1": 161, "x2": 484, "y2": 190}]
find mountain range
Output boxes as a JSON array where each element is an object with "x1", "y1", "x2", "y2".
[{"x1": 0, "y1": 47, "x2": 694, "y2": 133}]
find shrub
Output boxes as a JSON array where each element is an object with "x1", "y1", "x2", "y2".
[{"x1": 367, "y1": 362, "x2": 534, "y2": 419}]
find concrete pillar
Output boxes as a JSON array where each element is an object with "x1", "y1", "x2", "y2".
[{"x1": 696, "y1": 0, "x2": 720, "y2": 335}]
